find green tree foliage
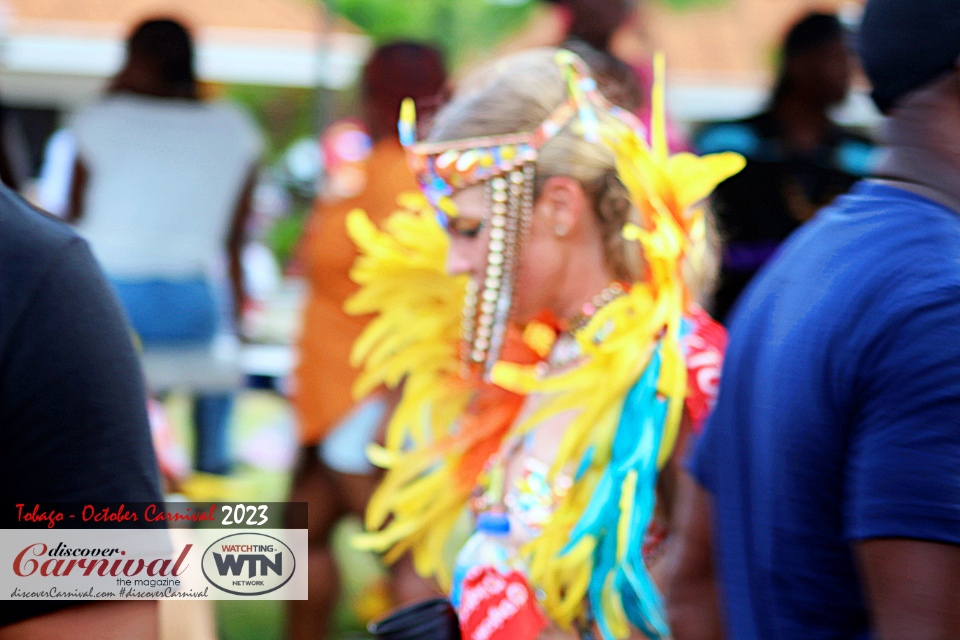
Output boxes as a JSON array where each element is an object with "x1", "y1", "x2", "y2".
[
  {"x1": 324, "y1": 0, "x2": 538, "y2": 67},
  {"x1": 324, "y1": 0, "x2": 732, "y2": 63}
]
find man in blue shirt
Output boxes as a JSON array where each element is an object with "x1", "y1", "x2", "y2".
[{"x1": 667, "y1": 2, "x2": 960, "y2": 639}]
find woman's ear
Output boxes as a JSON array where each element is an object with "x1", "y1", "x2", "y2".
[{"x1": 537, "y1": 176, "x2": 589, "y2": 238}]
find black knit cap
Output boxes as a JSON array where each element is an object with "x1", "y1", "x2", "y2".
[{"x1": 859, "y1": 0, "x2": 960, "y2": 112}]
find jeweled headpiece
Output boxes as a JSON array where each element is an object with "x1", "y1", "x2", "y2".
[{"x1": 400, "y1": 51, "x2": 637, "y2": 379}]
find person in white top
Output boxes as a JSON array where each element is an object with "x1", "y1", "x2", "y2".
[{"x1": 67, "y1": 17, "x2": 263, "y2": 476}]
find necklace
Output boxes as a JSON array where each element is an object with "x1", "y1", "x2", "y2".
[
  {"x1": 564, "y1": 281, "x2": 627, "y2": 334},
  {"x1": 547, "y1": 282, "x2": 628, "y2": 370}
]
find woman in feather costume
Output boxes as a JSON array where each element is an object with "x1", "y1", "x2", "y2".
[{"x1": 345, "y1": 48, "x2": 744, "y2": 639}]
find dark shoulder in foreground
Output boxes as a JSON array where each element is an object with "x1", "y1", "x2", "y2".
[
  {"x1": 0, "y1": 184, "x2": 164, "y2": 626},
  {"x1": 0, "y1": 186, "x2": 77, "y2": 249},
  {"x1": 0, "y1": 186, "x2": 82, "y2": 301}
]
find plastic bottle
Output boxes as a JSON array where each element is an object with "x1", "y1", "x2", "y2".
[{"x1": 450, "y1": 511, "x2": 515, "y2": 608}]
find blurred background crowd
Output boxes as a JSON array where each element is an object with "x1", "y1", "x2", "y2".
[{"x1": 0, "y1": 0, "x2": 887, "y2": 637}]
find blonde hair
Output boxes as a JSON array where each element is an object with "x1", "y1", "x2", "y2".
[{"x1": 428, "y1": 48, "x2": 719, "y2": 303}]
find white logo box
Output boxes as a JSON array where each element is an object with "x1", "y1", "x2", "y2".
[{"x1": 1, "y1": 528, "x2": 307, "y2": 600}]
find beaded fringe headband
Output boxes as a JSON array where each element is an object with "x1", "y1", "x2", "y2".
[{"x1": 399, "y1": 50, "x2": 626, "y2": 379}]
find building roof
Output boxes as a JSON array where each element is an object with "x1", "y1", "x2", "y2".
[
  {"x1": 642, "y1": 0, "x2": 858, "y2": 83},
  {"x1": 6, "y1": 0, "x2": 336, "y2": 35},
  {"x1": 622, "y1": 0, "x2": 875, "y2": 123},
  {"x1": 0, "y1": 0, "x2": 876, "y2": 123},
  {"x1": 0, "y1": 0, "x2": 369, "y2": 107}
]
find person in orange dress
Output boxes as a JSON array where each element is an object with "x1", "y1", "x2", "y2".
[{"x1": 286, "y1": 42, "x2": 448, "y2": 640}]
